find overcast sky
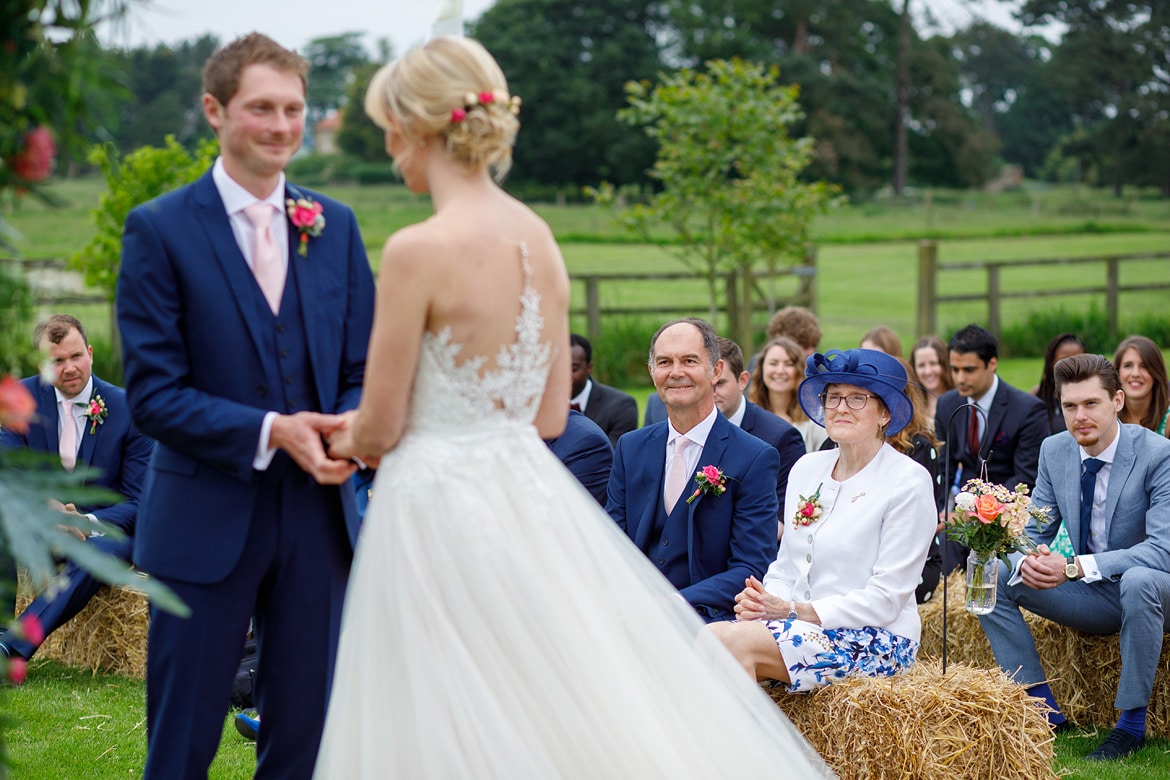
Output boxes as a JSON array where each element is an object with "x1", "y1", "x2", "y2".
[{"x1": 102, "y1": 0, "x2": 1026, "y2": 61}]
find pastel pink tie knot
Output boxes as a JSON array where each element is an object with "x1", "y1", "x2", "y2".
[{"x1": 243, "y1": 202, "x2": 284, "y2": 313}]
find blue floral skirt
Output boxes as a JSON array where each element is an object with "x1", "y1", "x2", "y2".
[{"x1": 763, "y1": 618, "x2": 918, "y2": 693}]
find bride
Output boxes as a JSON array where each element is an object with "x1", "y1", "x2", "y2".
[{"x1": 316, "y1": 36, "x2": 830, "y2": 778}]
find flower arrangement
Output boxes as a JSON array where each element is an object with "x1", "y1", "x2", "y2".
[
  {"x1": 791, "y1": 483, "x2": 824, "y2": 529},
  {"x1": 449, "y1": 88, "x2": 522, "y2": 125},
  {"x1": 945, "y1": 478, "x2": 1051, "y2": 565},
  {"x1": 83, "y1": 394, "x2": 107, "y2": 434},
  {"x1": 686, "y1": 464, "x2": 727, "y2": 504},
  {"x1": 286, "y1": 196, "x2": 325, "y2": 257}
]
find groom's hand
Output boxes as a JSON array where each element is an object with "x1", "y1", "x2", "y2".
[{"x1": 270, "y1": 412, "x2": 357, "y2": 485}]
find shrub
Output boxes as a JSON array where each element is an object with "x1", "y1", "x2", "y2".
[
  {"x1": 957, "y1": 305, "x2": 1170, "y2": 359},
  {"x1": 0, "y1": 262, "x2": 36, "y2": 375}
]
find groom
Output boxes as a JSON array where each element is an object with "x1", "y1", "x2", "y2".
[
  {"x1": 606, "y1": 318, "x2": 779, "y2": 622},
  {"x1": 116, "y1": 34, "x2": 375, "y2": 779}
]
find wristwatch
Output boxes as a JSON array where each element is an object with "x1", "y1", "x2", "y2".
[{"x1": 1064, "y1": 556, "x2": 1080, "y2": 581}]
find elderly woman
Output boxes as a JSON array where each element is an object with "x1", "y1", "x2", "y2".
[{"x1": 710, "y1": 349, "x2": 937, "y2": 691}]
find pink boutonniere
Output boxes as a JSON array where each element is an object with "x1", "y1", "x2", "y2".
[
  {"x1": 82, "y1": 394, "x2": 108, "y2": 434},
  {"x1": 792, "y1": 483, "x2": 824, "y2": 528},
  {"x1": 686, "y1": 464, "x2": 728, "y2": 504},
  {"x1": 285, "y1": 196, "x2": 325, "y2": 257}
]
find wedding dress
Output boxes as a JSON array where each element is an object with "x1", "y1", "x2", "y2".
[{"x1": 313, "y1": 245, "x2": 831, "y2": 778}]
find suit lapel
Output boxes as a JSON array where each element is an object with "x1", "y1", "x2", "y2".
[
  {"x1": 286, "y1": 185, "x2": 326, "y2": 407},
  {"x1": 36, "y1": 381, "x2": 58, "y2": 454},
  {"x1": 193, "y1": 172, "x2": 273, "y2": 365},
  {"x1": 632, "y1": 426, "x2": 668, "y2": 550},
  {"x1": 1104, "y1": 426, "x2": 1136, "y2": 543},
  {"x1": 76, "y1": 378, "x2": 104, "y2": 469},
  {"x1": 983, "y1": 383, "x2": 1010, "y2": 458},
  {"x1": 1060, "y1": 437, "x2": 1083, "y2": 547},
  {"x1": 689, "y1": 415, "x2": 731, "y2": 518}
]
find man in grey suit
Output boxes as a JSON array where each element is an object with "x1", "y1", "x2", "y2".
[{"x1": 977, "y1": 353, "x2": 1170, "y2": 761}]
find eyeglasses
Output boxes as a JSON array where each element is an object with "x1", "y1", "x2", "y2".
[{"x1": 819, "y1": 392, "x2": 877, "y2": 410}]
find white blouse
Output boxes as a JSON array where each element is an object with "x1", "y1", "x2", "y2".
[{"x1": 763, "y1": 443, "x2": 937, "y2": 642}]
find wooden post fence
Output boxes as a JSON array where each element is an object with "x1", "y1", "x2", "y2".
[{"x1": 916, "y1": 246, "x2": 1170, "y2": 339}]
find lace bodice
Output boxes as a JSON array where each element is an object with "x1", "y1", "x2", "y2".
[{"x1": 407, "y1": 242, "x2": 554, "y2": 434}]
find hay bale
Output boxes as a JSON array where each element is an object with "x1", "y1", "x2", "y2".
[
  {"x1": 15, "y1": 570, "x2": 148, "y2": 678},
  {"x1": 770, "y1": 660, "x2": 1056, "y2": 780},
  {"x1": 917, "y1": 571, "x2": 1170, "y2": 736}
]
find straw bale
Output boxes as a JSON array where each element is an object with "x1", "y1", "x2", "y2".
[
  {"x1": 771, "y1": 660, "x2": 1056, "y2": 780},
  {"x1": 15, "y1": 570, "x2": 148, "y2": 678},
  {"x1": 917, "y1": 571, "x2": 1170, "y2": 736}
]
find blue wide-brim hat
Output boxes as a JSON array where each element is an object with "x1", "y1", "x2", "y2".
[{"x1": 798, "y1": 348, "x2": 913, "y2": 436}]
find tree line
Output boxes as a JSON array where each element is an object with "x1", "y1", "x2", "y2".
[{"x1": 59, "y1": 1, "x2": 1170, "y2": 197}]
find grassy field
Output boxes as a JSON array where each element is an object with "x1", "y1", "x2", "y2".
[
  {"x1": 8, "y1": 177, "x2": 1167, "y2": 389},
  {"x1": 4, "y1": 659, "x2": 1170, "y2": 779}
]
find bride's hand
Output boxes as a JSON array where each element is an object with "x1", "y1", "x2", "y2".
[{"x1": 326, "y1": 412, "x2": 382, "y2": 469}]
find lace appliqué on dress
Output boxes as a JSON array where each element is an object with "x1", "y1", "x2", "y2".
[{"x1": 420, "y1": 242, "x2": 553, "y2": 421}]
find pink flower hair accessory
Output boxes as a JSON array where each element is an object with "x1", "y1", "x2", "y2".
[{"x1": 449, "y1": 88, "x2": 522, "y2": 127}]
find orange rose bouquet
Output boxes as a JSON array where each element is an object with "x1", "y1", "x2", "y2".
[
  {"x1": 945, "y1": 478, "x2": 1051, "y2": 564},
  {"x1": 945, "y1": 478, "x2": 1053, "y2": 614}
]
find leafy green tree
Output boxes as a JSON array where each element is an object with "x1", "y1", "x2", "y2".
[
  {"x1": 303, "y1": 33, "x2": 370, "y2": 144},
  {"x1": 1011, "y1": 0, "x2": 1170, "y2": 195},
  {"x1": 662, "y1": 0, "x2": 1001, "y2": 193},
  {"x1": 471, "y1": 0, "x2": 661, "y2": 188},
  {"x1": 336, "y1": 62, "x2": 388, "y2": 162},
  {"x1": 612, "y1": 59, "x2": 836, "y2": 348},
  {"x1": 73, "y1": 136, "x2": 219, "y2": 301},
  {"x1": 107, "y1": 35, "x2": 220, "y2": 152}
]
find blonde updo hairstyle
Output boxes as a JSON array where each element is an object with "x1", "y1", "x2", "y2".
[{"x1": 364, "y1": 37, "x2": 519, "y2": 180}]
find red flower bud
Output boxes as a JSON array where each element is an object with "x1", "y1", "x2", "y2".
[
  {"x1": 12, "y1": 127, "x2": 56, "y2": 182},
  {"x1": 0, "y1": 374, "x2": 36, "y2": 434}
]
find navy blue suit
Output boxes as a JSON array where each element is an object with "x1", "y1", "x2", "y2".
[
  {"x1": 739, "y1": 401, "x2": 805, "y2": 519},
  {"x1": 643, "y1": 392, "x2": 667, "y2": 427},
  {"x1": 546, "y1": 410, "x2": 613, "y2": 506},
  {"x1": 117, "y1": 170, "x2": 375, "y2": 780},
  {"x1": 0, "y1": 375, "x2": 152, "y2": 658},
  {"x1": 606, "y1": 412, "x2": 779, "y2": 622}
]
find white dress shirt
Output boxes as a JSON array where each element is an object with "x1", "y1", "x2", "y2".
[
  {"x1": 54, "y1": 376, "x2": 99, "y2": 526},
  {"x1": 1076, "y1": 430, "x2": 1120, "y2": 583},
  {"x1": 570, "y1": 379, "x2": 593, "y2": 412},
  {"x1": 725, "y1": 394, "x2": 747, "y2": 428},
  {"x1": 664, "y1": 406, "x2": 719, "y2": 485}
]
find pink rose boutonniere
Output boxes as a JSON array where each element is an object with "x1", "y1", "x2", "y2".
[
  {"x1": 286, "y1": 196, "x2": 325, "y2": 257},
  {"x1": 82, "y1": 394, "x2": 108, "y2": 434},
  {"x1": 686, "y1": 464, "x2": 728, "y2": 504},
  {"x1": 792, "y1": 483, "x2": 824, "y2": 529}
]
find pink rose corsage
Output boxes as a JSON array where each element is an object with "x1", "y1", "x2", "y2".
[
  {"x1": 686, "y1": 464, "x2": 728, "y2": 504},
  {"x1": 82, "y1": 394, "x2": 108, "y2": 434},
  {"x1": 285, "y1": 196, "x2": 325, "y2": 257},
  {"x1": 792, "y1": 483, "x2": 824, "y2": 528}
]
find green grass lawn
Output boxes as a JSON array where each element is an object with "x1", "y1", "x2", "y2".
[{"x1": 4, "y1": 659, "x2": 1170, "y2": 779}]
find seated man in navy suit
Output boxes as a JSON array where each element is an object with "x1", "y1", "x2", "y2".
[
  {"x1": 606, "y1": 318, "x2": 779, "y2": 623},
  {"x1": 977, "y1": 353, "x2": 1170, "y2": 761},
  {"x1": 711, "y1": 337, "x2": 804, "y2": 538},
  {"x1": 0, "y1": 315, "x2": 153, "y2": 663},
  {"x1": 570, "y1": 333, "x2": 638, "y2": 447},
  {"x1": 546, "y1": 409, "x2": 613, "y2": 506},
  {"x1": 936, "y1": 324, "x2": 1047, "y2": 572}
]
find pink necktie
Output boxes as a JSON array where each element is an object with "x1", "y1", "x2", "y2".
[
  {"x1": 664, "y1": 437, "x2": 691, "y2": 514},
  {"x1": 243, "y1": 202, "x2": 284, "y2": 313},
  {"x1": 59, "y1": 402, "x2": 77, "y2": 471}
]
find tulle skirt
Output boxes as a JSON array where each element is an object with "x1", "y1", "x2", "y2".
[{"x1": 314, "y1": 425, "x2": 831, "y2": 778}]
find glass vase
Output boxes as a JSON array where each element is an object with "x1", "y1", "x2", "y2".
[{"x1": 965, "y1": 550, "x2": 998, "y2": 615}]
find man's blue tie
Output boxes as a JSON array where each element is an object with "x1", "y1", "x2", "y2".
[{"x1": 1079, "y1": 457, "x2": 1105, "y2": 554}]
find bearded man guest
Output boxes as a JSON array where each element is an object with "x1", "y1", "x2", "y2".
[{"x1": 976, "y1": 353, "x2": 1170, "y2": 761}]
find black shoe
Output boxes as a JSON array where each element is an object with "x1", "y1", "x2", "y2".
[
  {"x1": 0, "y1": 641, "x2": 10, "y2": 659},
  {"x1": 1086, "y1": 728, "x2": 1144, "y2": 761}
]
